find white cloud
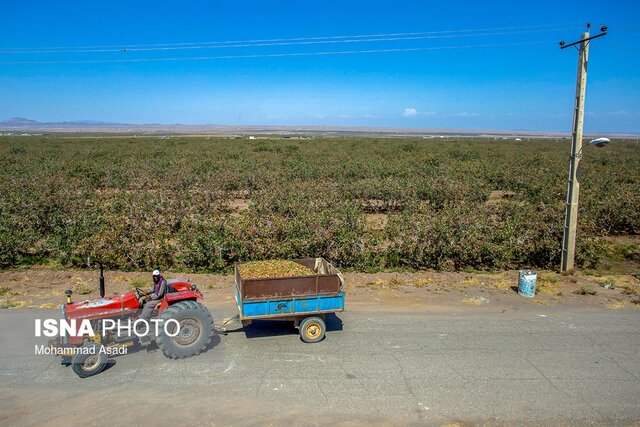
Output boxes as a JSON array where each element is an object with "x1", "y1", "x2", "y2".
[
  {"x1": 338, "y1": 113, "x2": 377, "y2": 119},
  {"x1": 455, "y1": 112, "x2": 481, "y2": 117},
  {"x1": 586, "y1": 110, "x2": 637, "y2": 117},
  {"x1": 608, "y1": 110, "x2": 632, "y2": 116},
  {"x1": 403, "y1": 108, "x2": 435, "y2": 117}
]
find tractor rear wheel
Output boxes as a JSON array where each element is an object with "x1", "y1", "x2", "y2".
[
  {"x1": 71, "y1": 344, "x2": 107, "y2": 378},
  {"x1": 156, "y1": 301, "x2": 214, "y2": 359}
]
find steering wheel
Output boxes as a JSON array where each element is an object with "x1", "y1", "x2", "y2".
[{"x1": 133, "y1": 288, "x2": 147, "y2": 306}]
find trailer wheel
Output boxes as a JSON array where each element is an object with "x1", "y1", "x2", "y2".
[
  {"x1": 299, "y1": 316, "x2": 326, "y2": 343},
  {"x1": 156, "y1": 301, "x2": 214, "y2": 359},
  {"x1": 71, "y1": 344, "x2": 107, "y2": 378}
]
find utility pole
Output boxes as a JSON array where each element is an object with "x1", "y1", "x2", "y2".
[{"x1": 559, "y1": 24, "x2": 607, "y2": 273}]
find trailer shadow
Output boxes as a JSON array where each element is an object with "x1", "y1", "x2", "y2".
[{"x1": 237, "y1": 313, "x2": 344, "y2": 339}]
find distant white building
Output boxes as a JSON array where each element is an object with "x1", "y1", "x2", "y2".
[{"x1": 249, "y1": 136, "x2": 256, "y2": 140}]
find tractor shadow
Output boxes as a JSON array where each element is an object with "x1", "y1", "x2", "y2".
[
  {"x1": 139, "y1": 332, "x2": 222, "y2": 354},
  {"x1": 94, "y1": 331, "x2": 223, "y2": 361},
  {"x1": 61, "y1": 334, "x2": 223, "y2": 376},
  {"x1": 61, "y1": 357, "x2": 118, "y2": 372},
  {"x1": 103, "y1": 359, "x2": 117, "y2": 373},
  {"x1": 225, "y1": 313, "x2": 343, "y2": 340}
]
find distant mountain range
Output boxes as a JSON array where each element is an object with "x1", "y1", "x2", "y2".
[
  {"x1": 1, "y1": 117, "x2": 635, "y2": 137},
  {"x1": 2, "y1": 117, "x2": 121, "y2": 128}
]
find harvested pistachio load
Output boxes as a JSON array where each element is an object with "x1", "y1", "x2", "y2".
[{"x1": 238, "y1": 260, "x2": 315, "y2": 279}]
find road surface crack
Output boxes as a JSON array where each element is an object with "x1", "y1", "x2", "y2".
[{"x1": 391, "y1": 352, "x2": 416, "y2": 398}]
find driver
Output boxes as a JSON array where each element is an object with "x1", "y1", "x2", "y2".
[{"x1": 139, "y1": 269, "x2": 167, "y2": 320}]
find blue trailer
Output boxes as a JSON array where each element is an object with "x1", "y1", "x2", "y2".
[{"x1": 233, "y1": 258, "x2": 345, "y2": 343}]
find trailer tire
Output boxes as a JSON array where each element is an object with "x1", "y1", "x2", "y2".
[
  {"x1": 71, "y1": 344, "x2": 107, "y2": 378},
  {"x1": 156, "y1": 301, "x2": 214, "y2": 359},
  {"x1": 300, "y1": 316, "x2": 326, "y2": 343}
]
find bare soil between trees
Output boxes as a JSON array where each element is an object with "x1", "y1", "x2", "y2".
[{"x1": 1, "y1": 267, "x2": 638, "y2": 312}]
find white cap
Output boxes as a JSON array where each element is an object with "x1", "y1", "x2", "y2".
[{"x1": 152, "y1": 269, "x2": 161, "y2": 276}]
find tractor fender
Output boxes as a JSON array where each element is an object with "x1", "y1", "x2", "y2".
[{"x1": 157, "y1": 290, "x2": 201, "y2": 315}]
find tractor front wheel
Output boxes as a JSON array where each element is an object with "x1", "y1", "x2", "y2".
[
  {"x1": 71, "y1": 344, "x2": 107, "y2": 378},
  {"x1": 156, "y1": 301, "x2": 214, "y2": 359}
]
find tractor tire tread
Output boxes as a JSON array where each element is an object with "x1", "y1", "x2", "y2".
[{"x1": 156, "y1": 301, "x2": 214, "y2": 360}]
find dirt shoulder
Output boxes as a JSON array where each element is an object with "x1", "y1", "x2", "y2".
[{"x1": 0, "y1": 267, "x2": 638, "y2": 313}]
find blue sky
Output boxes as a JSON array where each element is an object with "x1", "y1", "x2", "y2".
[{"x1": 1, "y1": 1, "x2": 639, "y2": 133}]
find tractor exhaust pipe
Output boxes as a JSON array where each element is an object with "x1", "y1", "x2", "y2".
[{"x1": 99, "y1": 262, "x2": 105, "y2": 298}]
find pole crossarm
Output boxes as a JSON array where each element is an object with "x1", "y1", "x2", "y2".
[{"x1": 560, "y1": 31, "x2": 607, "y2": 49}]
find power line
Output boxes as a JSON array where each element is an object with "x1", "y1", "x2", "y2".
[
  {"x1": 0, "y1": 23, "x2": 580, "y2": 53},
  {"x1": 0, "y1": 40, "x2": 555, "y2": 65},
  {"x1": 601, "y1": 46, "x2": 640, "y2": 52},
  {"x1": 0, "y1": 28, "x2": 575, "y2": 55},
  {"x1": 607, "y1": 24, "x2": 640, "y2": 32}
]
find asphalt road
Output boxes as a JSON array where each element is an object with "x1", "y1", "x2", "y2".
[{"x1": 1, "y1": 304, "x2": 639, "y2": 426}]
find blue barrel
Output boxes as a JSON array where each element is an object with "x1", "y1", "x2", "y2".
[{"x1": 518, "y1": 270, "x2": 537, "y2": 297}]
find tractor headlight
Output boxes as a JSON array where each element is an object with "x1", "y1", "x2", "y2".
[{"x1": 190, "y1": 284, "x2": 197, "y2": 291}]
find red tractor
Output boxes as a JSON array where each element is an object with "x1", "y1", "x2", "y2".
[{"x1": 49, "y1": 265, "x2": 214, "y2": 378}]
